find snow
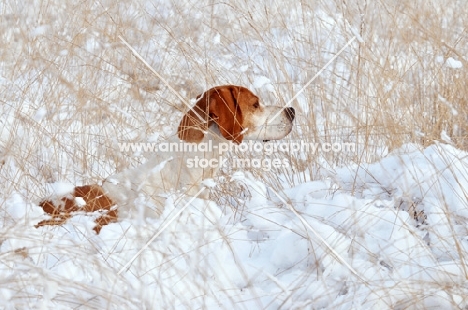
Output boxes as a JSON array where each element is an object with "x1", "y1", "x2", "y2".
[
  {"x1": 29, "y1": 25, "x2": 50, "y2": 38},
  {"x1": 2, "y1": 144, "x2": 468, "y2": 308},
  {"x1": 253, "y1": 75, "x2": 273, "y2": 89},
  {"x1": 44, "y1": 182, "x2": 75, "y2": 197},
  {"x1": 2, "y1": 0, "x2": 468, "y2": 309},
  {"x1": 213, "y1": 32, "x2": 221, "y2": 44},
  {"x1": 445, "y1": 57, "x2": 463, "y2": 69}
]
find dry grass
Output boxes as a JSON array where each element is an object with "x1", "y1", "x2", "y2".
[
  {"x1": 2, "y1": 0, "x2": 468, "y2": 193},
  {"x1": 1, "y1": 0, "x2": 468, "y2": 308}
]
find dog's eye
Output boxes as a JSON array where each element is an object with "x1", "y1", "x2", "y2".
[{"x1": 253, "y1": 102, "x2": 260, "y2": 109}]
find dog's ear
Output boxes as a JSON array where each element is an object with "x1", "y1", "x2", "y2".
[
  {"x1": 178, "y1": 92, "x2": 212, "y2": 143},
  {"x1": 209, "y1": 86, "x2": 244, "y2": 144}
]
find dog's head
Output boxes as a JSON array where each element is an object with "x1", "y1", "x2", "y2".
[{"x1": 178, "y1": 85, "x2": 295, "y2": 144}]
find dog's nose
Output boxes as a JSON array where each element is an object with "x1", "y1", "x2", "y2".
[{"x1": 285, "y1": 107, "x2": 295, "y2": 121}]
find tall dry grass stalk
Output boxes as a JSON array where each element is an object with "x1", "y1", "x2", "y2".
[{"x1": 1, "y1": 0, "x2": 468, "y2": 308}]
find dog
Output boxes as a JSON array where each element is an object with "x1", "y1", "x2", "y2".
[{"x1": 36, "y1": 85, "x2": 295, "y2": 233}]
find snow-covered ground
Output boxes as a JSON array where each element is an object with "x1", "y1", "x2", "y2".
[
  {"x1": 2, "y1": 143, "x2": 468, "y2": 309},
  {"x1": 1, "y1": 0, "x2": 468, "y2": 309}
]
